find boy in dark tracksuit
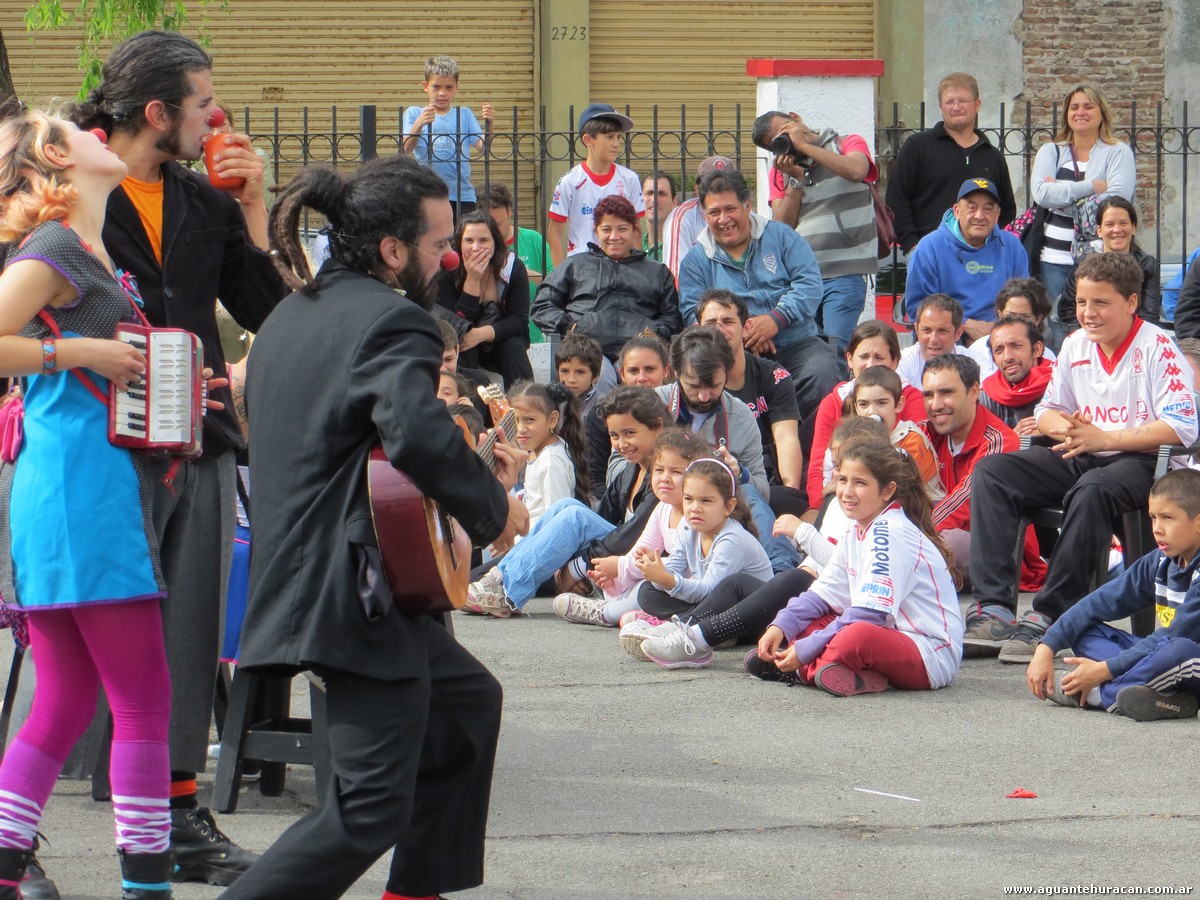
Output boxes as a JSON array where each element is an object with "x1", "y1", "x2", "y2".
[{"x1": 1026, "y1": 469, "x2": 1200, "y2": 721}]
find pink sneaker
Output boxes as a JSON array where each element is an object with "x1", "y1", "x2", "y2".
[
  {"x1": 812, "y1": 663, "x2": 888, "y2": 697},
  {"x1": 617, "y1": 610, "x2": 665, "y2": 629}
]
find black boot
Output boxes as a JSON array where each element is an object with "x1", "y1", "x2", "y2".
[
  {"x1": 118, "y1": 848, "x2": 174, "y2": 899},
  {"x1": 169, "y1": 807, "x2": 257, "y2": 886},
  {"x1": 0, "y1": 847, "x2": 31, "y2": 900},
  {"x1": 20, "y1": 837, "x2": 60, "y2": 900}
]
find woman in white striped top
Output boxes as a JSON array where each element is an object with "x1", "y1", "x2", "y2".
[{"x1": 1030, "y1": 83, "x2": 1136, "y2": 352}]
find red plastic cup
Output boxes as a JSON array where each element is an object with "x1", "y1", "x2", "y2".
[{"x1": 204, "y1": 135, "x2": 245, "y2": 192}]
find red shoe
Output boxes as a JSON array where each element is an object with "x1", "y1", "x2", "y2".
[{"x1": 813, "y1": 663, "x2": 888, "y2": 697}]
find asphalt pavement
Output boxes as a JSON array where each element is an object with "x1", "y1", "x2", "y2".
[{"x1": 23, "y1": 594, "x2": 1200, "y2": 899}]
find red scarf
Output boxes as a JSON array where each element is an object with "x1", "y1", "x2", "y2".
[{"x1": 982, "y1": 360, "x2": 1053, "y2": 408}]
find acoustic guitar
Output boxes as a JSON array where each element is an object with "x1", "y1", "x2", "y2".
[{"x1": 366, "y1": 385, "x2": 514, "y2": 615}]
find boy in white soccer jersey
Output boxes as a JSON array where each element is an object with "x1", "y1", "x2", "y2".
[
  {"x1": 546, "y1": 103, "x2": 645, "y2": 267},
  {"x1": 968, "y1": 252, "x2": 1199, "y2": 663}
]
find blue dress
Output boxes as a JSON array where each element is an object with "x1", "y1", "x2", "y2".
[{"x1": 0, "y1": 221, "x2": 164, "y2": 610}]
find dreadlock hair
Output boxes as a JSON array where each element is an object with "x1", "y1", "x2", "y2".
[
  {"x1": 683, "y1": 458, "x2": 757, "y2": 538},
  {"x1": 268, "y1": 155, "x2": 449, "y2": 292},
  {"x1": 836, "y1": 437, "x2": 961, "y2": 588},
  {"x1": 507, "y1": 380, "x2": 591, "y2": 505}
]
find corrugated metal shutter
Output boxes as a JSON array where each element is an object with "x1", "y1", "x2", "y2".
[
  {"x1": 1, "y1": 2, "x2": 538, "y2": 213},
  {"x1": 589, "y1": 0, "x2": 875, "y2": 177}
]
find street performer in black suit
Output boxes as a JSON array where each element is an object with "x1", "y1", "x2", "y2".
[{"x1": 221, "y1": 155, "x2": 529, "y2": 900}]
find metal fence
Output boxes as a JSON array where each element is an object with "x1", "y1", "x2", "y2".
[{"x1": 238, "y1": 101, "x2": 1200, "y2": 269}]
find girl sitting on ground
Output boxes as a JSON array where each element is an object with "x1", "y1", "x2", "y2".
[
  {"x1": 749, "y1": 436, "x2": 963, "y2": 696},
  {"x1": 585, "y1": 332, "x2": 674, "y2": 498},
  {"x1": 464, "y1": 385, "x2": 665, "y2": 617},
  {"x1": 508, "y1": 380, "x2": 590, "y2": 530},
  {"x1": 634, "y1": 459, "x2": 774, "y2": 668},
  {"x1": 619, "y1": 419, "x2": 894, "y2": 666},
  {"x1": 554, "y1": 429, "x2": 710, "y2": 626}
]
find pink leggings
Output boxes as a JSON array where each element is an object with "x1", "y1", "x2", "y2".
[
  {"x1": 0, "y1": 599, "x2": 171, "y2": 852},
  {"x1": 797, "y1": 615, "x2": 931, "y2": 691}
]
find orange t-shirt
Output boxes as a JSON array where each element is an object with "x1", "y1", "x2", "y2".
[{"x1": 120, "y1": 176, "x2": 165, "y2": 264}]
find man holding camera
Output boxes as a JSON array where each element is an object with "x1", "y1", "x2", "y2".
[{"x1": 752, "y1": 110, "x2": 878, "y2": 361}]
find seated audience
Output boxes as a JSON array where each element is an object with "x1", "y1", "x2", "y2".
[
  {"x1": 653, "y1": 328, "x2": 795, "y2": 572},
  {"x1": 532, "y1": 195, "x2": 681, "y2": 361},
  {"x1": 809, "y1": 319, "x2": 926, "y2": 511},
  {"x1": 556, "y1": 332, "x2": 616, "y2": 420},
  {"x1": 969, "y1": 253, "x2": 1198, "y2": 664},
  {"x1": 745, "y1": 437, "x2": 964, "y2": 695},
  {"x1": 678, "y1": 167, "x2": 839, "y2": 451},
  {"x1": 436, "y1": 210, "x2": 533, "y2": 387},
  {"x1": 1027, "y1": 469, "x2": 1200, "y2": 721},
  {"x1": 696, "y1": 289, "x2": 802, "y2": 495},
  {"x1": 584, "y1": 333, "x2": 673, "y2": 498},
  {"x1": 916, "y1": 354, "x2": 1042, "y2": 597},
  {"x1": 904, "y1": 178, "x2": 1029, "y2": 342},
  {"x1": 1058, "y1": 196, "x2": 1161, "y2": 329},
  {"x1": 896, "y1": 294, "x2": 972, "y2": 390},
  {"x1": 967, "y1": 278, "x2": 1056, "y2": 380},
  {"x1": 979, "y1": 313, "x2": 1052, "y2": 434}
]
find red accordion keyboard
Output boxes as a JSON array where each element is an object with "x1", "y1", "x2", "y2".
[{"x1": 108, "y1": 323, "x2": 204, "y2": 458}]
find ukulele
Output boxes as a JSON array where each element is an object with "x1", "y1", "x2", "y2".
[{"x1": 366, "y1": 384, "x2": 514, "y2": 614}]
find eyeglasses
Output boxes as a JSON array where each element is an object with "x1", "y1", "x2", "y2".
[{"x1": 939, "y1": 99, "x2": 977, "y2": 110}]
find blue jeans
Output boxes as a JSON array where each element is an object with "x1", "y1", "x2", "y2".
[
  {"x1": 1074, "y1": 623, "x2": 1200, "y2": 710},
  {"x1": 1040, "y1": 260, "x2": 1074, "y2": 354},
  {"x1": 497, "y1": 499, "x2": 613, "y2": 608},
  {"x1": 819, "y1": 275, "x2": 868, "y2": 362},
  {"x1": 744, "y1": 485, "x2": 801, "y2": 574}
]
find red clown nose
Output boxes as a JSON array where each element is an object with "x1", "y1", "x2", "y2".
[
  {"x1": 206, "y1": 108, "x2": 227, "y2": 129},
  {"x1": 88, "y1": 127, "x2": 108, "y2": 143},
  {"x1": 440, "y1": 250, "x2": 460, "y2": 271}
]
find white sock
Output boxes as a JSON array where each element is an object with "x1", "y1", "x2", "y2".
[
  {"x1": 1085, "y1": 687, "x2": 1101, "y2": 708},
  {"x1": 688, "y1": 623, "x2": 709, "y2": 648}
]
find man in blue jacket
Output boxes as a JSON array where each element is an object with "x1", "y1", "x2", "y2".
[
  {"x1": 678, "y1": 168, "x2": 839, "y2": 458},
  {"x1": 905, "y1": 178, "x2": 1029, "y2": 343}
]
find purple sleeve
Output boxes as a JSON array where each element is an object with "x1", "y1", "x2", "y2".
[
  {"x1": 791, "y1": 606, "x2": 893, "y2": 665},
  {"x1": 770, "y1": 590, "x2": 834, "y2": 642}
]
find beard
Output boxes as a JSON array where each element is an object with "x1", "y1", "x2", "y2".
[
  {"x1": 684, "y1": 393, "x2": 722, "y2": 415},
  {"x1": 378, "y1": 254, "x2": 436, "y2": 311},
  {"x1": 155, "y1": 116, "x2": 184, "y2": 159}
]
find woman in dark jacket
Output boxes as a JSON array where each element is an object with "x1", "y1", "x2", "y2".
[
  {"x1": 531, "y1": 195, "x2": 682, "y2": 360},
  {"x1": 436, "y1": 210, "x2": 533, "y2": 386},
  {"x1": 1058, "y1": 197, "x2": 1161, "y2": 327}
]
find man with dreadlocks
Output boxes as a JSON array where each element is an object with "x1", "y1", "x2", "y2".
[{"x1": 223, "y1": 153, "x2": 528, "y2": 900}]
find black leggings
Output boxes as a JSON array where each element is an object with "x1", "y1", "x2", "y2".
[{"x1": 637, "y1": 568, "x2": 815, "y2": 644}]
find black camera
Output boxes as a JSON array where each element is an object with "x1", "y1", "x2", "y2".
[{"x1": 769, "y1": 127, "x2": 838, "y2": 169}]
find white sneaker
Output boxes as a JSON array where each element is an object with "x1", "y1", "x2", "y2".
[
  {"x1": 642, "y1": 619, "x2": 713, "y2": 669},
  {"x1": 553, "y1": 592, "x2": 611, "y2": 626},
  {"x1": 619, "y1": 620, "x2": 656, "y2": 660},
  {"x1": 463, "y1": 568, "x2": 514, "y2": 618}
]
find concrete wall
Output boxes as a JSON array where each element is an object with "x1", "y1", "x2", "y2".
[
  {"x1": 923, "y1": 0, "x2": 1024, "y2": 126},
  {"x1": 754, "y1": 73, "x2": 878, "y2": 214}
]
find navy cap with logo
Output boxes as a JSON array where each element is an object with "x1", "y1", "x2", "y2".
[
  {"x1": 577, "y1": 103, "x2": 634, "y2": 136},
  {"x1": 957, "y1": 177, "x2": 1001, "y2": 203}
]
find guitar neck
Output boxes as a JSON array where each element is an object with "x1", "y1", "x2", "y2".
[{"x1": 478, "y1": 409, "x2": 516, "y2": 468}]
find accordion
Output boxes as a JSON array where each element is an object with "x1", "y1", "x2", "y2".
[{"x1": 108, "y1": 323, "x2": 205, "y2": 458}]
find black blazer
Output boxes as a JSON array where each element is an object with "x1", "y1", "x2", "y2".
[
  {"x1": 103, "y1": 162, "x2": 288, "y2": 456},
  {"x1": 240, "y1": 261, "x2": 510, "y2": 679}
]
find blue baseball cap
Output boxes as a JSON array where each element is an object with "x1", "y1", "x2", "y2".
[
  {"x1": 957, "y1": 178, "x2": 1001, "y2": 203},
  {"x1": 578, "y1": 103, "x2": 634, "y2": 136}
]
